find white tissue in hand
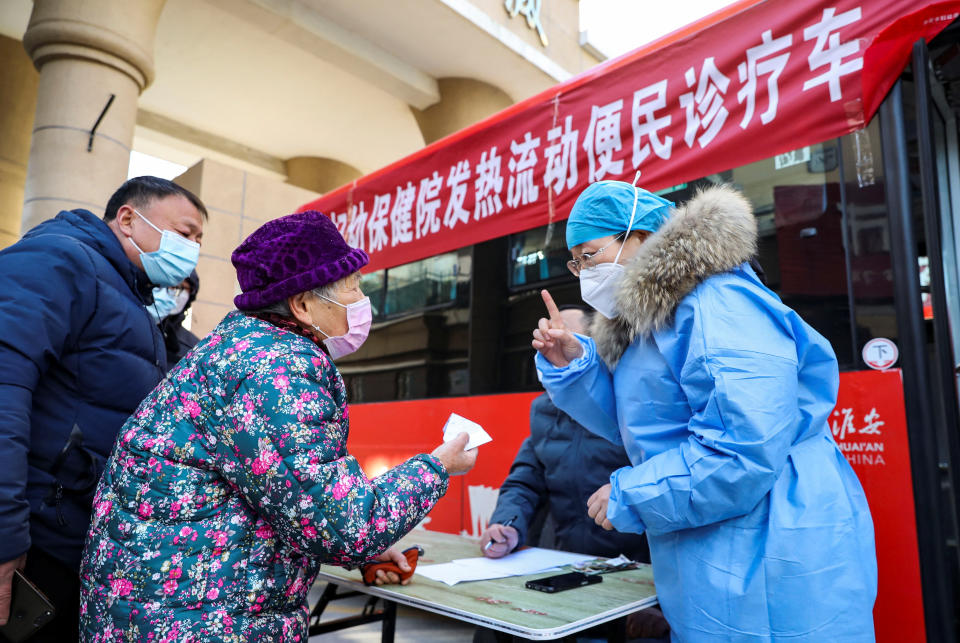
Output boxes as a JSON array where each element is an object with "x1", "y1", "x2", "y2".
[{"x1": 442, "y1": 413, "x2": 492, "y2": 450}]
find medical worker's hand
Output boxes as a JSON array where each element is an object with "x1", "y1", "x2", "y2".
[
  {"x1": 0, "y1": 553, "x2": 26, "y2": 626},
  {"x1": 532, "y1": 289, "x2": 584, "y2": 367},
  {"x1": 480, "y1": 524, "x2": 519, "y2": 558},
  {"x1": 431, "y1": 432, "x2": 478, "y2": 475},
  {"x1": 587, "y1": 484, "x2": 613, "y2": 531},
  {"x1": 371, "y1": 547, "x2": 412, "y2": 586}
]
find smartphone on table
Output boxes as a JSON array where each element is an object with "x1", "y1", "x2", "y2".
[
  {"x1": 0, "y1": 570, "x2": 56, "y2": 643},
  {"x1": 525, "y1": 571, "x2": 602, "y2": 593}
]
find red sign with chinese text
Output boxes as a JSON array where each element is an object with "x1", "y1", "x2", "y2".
[
  {"x1": 830, "y1": 369, "x2": 924, "y2": 643},
  {"x1": 347, "y1": 370, "x2": 922, "y2": 640},
  {"x1": 300, "y1": 1, "x2": 959, "y2": 273}
]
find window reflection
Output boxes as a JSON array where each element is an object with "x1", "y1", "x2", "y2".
[
  {"x1": 508, "y1": 221, "x2": 570, "y2": 287},
  {"x1": 338, "y1": 250, "x2": 471, "y2": 403},
  {"x1": 360, "y1": 270, "x2": 385, "y2": 318},
  {"x1": 384, "y1": 251, "x2": 468, "y2": 316}
]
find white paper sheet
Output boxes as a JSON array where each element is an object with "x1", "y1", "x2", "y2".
[
  {"x1": 415, "y1": 562, "x2": 509, "y2": 585},
  {"x1": 416, "y1": 547, "x2": 596, "y2": 586},
  {"x1": 442, "y1": 413, "x2": 492, "y2": 450}
]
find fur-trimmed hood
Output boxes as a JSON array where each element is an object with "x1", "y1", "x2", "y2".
[{"x1": 590, "y1": 185, "x2": 756, "y2": 367}]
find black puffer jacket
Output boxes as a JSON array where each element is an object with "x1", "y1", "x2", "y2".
[
  {"x1": 490, "y1": 393, "x2": 650, "y2": 561},
  {"x1": 157, "y1": 269, "x2": 201, "y2": 371}
]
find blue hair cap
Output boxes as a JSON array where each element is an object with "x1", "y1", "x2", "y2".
[{"x1": 565, "y1": 181, "x2": 674, "y2": 249}]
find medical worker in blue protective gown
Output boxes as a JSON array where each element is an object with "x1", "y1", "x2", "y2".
[{"x1": 532, "y1": 180, "x2": 877, "y2": 642}]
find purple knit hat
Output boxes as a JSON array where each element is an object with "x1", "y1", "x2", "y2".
[{"x1": 232, "y1": 211, "x2": 368, "y2": 311}]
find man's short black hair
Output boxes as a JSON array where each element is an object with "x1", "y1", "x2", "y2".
[
  {"x1": 557, "y1": 303, "x2": 592, "y2": 315},
  {"x1": 103, "y1": 176, "x2": 207, "y2": 222}
]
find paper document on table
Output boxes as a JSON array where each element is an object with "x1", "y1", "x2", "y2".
[
  {"x1": 415, "y1": 562, "x2": 508, "y2": 585},
  {"x1": 442, "y1": 413, "x2": 492, "y2": 450},
  {"x1": 416, "y1": 547, "x2": 596, "y2": 586}
]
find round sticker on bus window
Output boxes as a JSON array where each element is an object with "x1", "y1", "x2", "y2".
[{"x1": 862, "y1": 338, "x2": 899, "y2": 371}]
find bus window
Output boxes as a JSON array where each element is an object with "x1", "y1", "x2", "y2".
[
  {"x1": 384, "y1": 251, "x2": 467, "y2": 316},
  {"x1": 338, "y1": 249, "x2": 471, "y2": 403},
  {"x1": 508, "y1": 221, "x2": 569, "y2": 288},
  {"x1": 360, "y1": 270, "x2": 385, "y2": 320}
]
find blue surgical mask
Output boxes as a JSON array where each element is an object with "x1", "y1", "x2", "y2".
[
  {"x1": 148, "y1": 286, "x2": 190, "y2": 323},
  {"x1": 128, "y1": 209, "x2": 200, "y2": 287}
]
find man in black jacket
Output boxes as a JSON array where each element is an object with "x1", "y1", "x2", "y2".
[
  {"x1": 0, "y1": 176, "x2": 206, "y2": 640},
  {"x1": 153, "y1": 269, "x2": 202, "y2": 372}
]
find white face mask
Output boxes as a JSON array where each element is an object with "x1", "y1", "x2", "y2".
[
  {"x1": 578, "y1": 179, "x2": 643, "y2": 320},
  {"x1": 580, "y1": 262, "x2": 626, "y2": 319}
]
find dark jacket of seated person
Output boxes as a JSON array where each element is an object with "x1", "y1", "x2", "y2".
[{"x1": 488, "y1": 392, "x2": 650, "y2": 562}]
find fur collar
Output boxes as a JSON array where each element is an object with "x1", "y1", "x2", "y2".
[{"x1": 590, "y1": 185, "x2": 756, "y2": 368}]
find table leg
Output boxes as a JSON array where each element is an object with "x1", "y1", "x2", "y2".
[
  {"x1": 309, "y1": 582, "x2": 393, "y2": 637},
  {"x1": 380, "y1": 599, "x2": 397, "y2": 643}
]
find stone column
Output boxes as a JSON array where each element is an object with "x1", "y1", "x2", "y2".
[
  {"x1": 0, "y1": 35, "x2": 39, "y2": 249},
  {"x1": 20, "y1": 0, "x2": 166, "y2": 232}
]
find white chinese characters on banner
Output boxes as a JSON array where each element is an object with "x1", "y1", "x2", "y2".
[
  {"x1": 543, "y1": 115, "x2": 579, "y2": 195},
  {"x1": 367, "y1": 193, "x2": 391, "y2": 253},
  {"x1": 353, "y1": 5, "x2": 884, "y2": 262},
  {"x1": 680, "y1": 57, "x2": 731, "y2": 149},
  {"x1": 474, "y1": 146, "x2": 505, "y2": 220},
  {"x1": 738, "y1": 30, "x2": 792, "y2": 128},
  {"x1": 390, "y1": 182, "x2": 416, "y2": 247},
  {"x1": 330, "y1": 210, "x2": 348, "y2": 237},
  {"x1": 507, "y1": 132, "x2": 541, "y2": 208},
  {"x1": 583, "y1": 99, "x2": 625, "y2": 182},
  {"x1": 632, "y1": 79, "x2": 673, "y2": 169},
  {"x1": 803, "y1": 6, "x2": 863, "y2": 102},
  {"x1": 345, "y1": 201, "x2": 368, "y2": 250},
  {"x1": 416, "y1": 171, "x2": 444, "y2": 239},
  {"x1": 444, "y1": 161, "x2": 472, "y2": 230}
]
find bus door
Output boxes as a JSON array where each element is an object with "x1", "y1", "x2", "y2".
[
  {"x1": 881, "y1": 37, "x2": 960, "y2": 639},
  {"x1": 913, "y1": 37, "x2": 960, "y2": 572}
]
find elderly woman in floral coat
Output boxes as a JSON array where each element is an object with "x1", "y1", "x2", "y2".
[{"x1": 78, "y1": 212, "x2": 476, "y2": 642}]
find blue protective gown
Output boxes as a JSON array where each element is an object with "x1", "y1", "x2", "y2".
[{"x1": 537, "y1": 263, "x2": 877, "y2": 642}]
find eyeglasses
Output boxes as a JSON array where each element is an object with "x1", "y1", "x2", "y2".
[
  {"x1": 566, "y1": 233, "x2": 626, "y2": 277},
  {"x1": 164, "y1": 285, "x2": 188, "y2": 299}
]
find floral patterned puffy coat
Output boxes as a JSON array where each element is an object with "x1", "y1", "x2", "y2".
[{"x1": 78, "y1": 310, "x2": 449, "y2": 642}]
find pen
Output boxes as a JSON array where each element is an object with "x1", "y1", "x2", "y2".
[{"x1": 484, "y1": 515, "x2": 518, "y2": 552}]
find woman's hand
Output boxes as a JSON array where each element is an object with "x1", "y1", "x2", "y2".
[
  {"x1": 431, "y1": 432, "x2": 478, "y2": 476},
  {"x1": 371, "y1": 547, "x2": 412, "y2": 586},
  {"x1": 531, "y1": 290, "x2": 584, "y2": 368},
  {"x1": 479, "y1": 524, "x2": 519, "y2": 558},
  {"x1": 587, "y1": 483, "x2": 613, "y2": 530}
]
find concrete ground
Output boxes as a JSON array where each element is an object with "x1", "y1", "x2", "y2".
[{"x1": 307, "y1": 583, "x2": 476, "y2": 642}]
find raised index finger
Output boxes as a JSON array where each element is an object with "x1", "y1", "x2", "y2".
[{"x1": 540, "y1": 289, "x2": 563, "y2": 325}]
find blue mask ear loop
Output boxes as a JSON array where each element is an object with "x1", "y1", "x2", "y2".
[{"x1": 612, "y1": 171, "x2": 643, "y2": 266}]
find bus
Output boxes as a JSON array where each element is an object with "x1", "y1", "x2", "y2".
[{"x1": 300, "y1": 1, "x2": 960, "y2": 639}]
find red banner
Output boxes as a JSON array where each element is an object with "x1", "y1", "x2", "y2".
[
  {"x1": 347, "y1": 370, "x2": 922, "y2": 640},
  {"x1": 300, "y1": 0, "x2": 959, "y2": 273}
]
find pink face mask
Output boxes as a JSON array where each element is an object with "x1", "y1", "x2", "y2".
[{"x1": 313, "y1": 295, "x2": 372, "y2": 360}]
